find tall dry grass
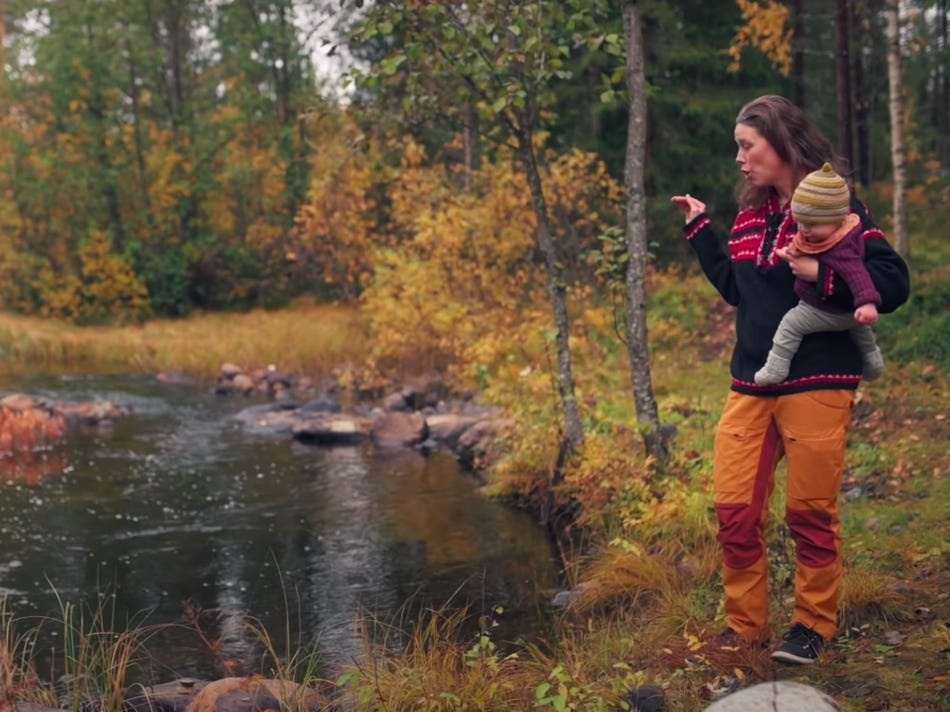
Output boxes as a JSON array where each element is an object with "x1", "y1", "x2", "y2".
[
  {"x1": 1, "y1": 599, "x2": 57, "y2": 707},
  {"x1": 0, "y1": 300, "x2": 367, "y2": 381},
  {"x1": 337, "y1": 604, "x2": 537, "y2": 711}
]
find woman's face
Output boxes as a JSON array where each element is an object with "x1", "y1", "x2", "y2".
[{"x1": 734, "y1": 123, "x2": 787, "y2": 190}]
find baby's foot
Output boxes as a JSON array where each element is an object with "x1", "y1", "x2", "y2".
[
  {"x1": 754, "y1": 353, "x2": 791, "y2": 386},
  {"x1": 863, "y1": 349, "x2": 885, "y2": 382}
]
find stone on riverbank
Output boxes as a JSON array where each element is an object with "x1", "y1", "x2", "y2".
[
  {"x1": 705, "y1": 680, "x2": 839, "y2": 711},
  {"x1": 1, "y1": 393, "x2": 128, "y2": 456}
]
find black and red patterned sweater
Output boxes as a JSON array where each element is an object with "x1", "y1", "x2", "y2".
[{"x1": 683, "y1": 193, "x2": 910, "y2": 396}]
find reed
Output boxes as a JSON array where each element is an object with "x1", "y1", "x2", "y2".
[
  {"x1": 48, "y1": 589, "x2": 160, "y2": 712},
  {"x1": 237, "y1": 571, "x2": 334, "y2": 711},
  {"x1": 1, "y1": 598, "x2": 57, "y2": 707}
]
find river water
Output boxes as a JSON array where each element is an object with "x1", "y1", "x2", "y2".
[{"x1": 0, "y1": 373, "x2": 559, "y2": 683}]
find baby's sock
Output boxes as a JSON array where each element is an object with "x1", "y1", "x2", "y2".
[
  {"x1": 862, "y1": 348, "x2": 885, "y2": 382},
  {"x1": 754, "y1": 353, "x2": 791, "y2": 386}
]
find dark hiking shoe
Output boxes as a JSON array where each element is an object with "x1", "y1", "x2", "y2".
[{"x1": 771, "y1": 624, "x2": 825, "y2": 664}]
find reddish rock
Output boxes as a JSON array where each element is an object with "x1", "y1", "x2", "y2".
[
  {"x1": 122, "y1": 677, "x2": 210, "y2": 712},
  {"x1": 188, "y1": 678, "x2": 323, "y2": 712},
  {"x1": 370, "y1": 411, "x2": 428, "y2": 449},
  {"x1": 0, "y1": 403, "x2": 68, "y2": 456}
]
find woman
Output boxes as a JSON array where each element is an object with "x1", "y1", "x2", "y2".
[{"x1": 671, "y1": 95, "x2": 910, "y2": 665}]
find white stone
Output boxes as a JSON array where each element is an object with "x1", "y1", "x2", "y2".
[{"x1": 706, "y1": 681, "x2": 839, "y2": 711}]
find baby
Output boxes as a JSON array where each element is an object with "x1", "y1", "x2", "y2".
[{"x1": 755, "y1": 163, "x2": 885, "y2": 386}]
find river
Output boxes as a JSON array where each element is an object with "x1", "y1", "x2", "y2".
[{"x1": 0, "y1": 372, "x2": 559, "y2": 683}]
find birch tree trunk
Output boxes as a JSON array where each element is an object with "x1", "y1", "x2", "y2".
[
  {"x1": 622, "y1": 0, "x2": 664, "y2": 461},
  {"x1": 886, "y1": 0, "x2": 909, "y2": 257},
  {"x1": 515, "y1": 125, "x2": 585, "y2": 459}
]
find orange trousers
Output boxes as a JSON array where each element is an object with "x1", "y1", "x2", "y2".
[{"x1": 713, "y1": 389, "x2": 854, "y2": 642}]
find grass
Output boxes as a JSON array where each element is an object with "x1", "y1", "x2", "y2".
[
  {"x1": 1, "y1": 599, "x2": 57, "y2": 708},
  {"x1": 0, "y1": 298, "x2": 368, "y2": 382},
  {"x1": 339, "y1": 605, "x2": 535, "y2": 710},
  {"x1": 1, "y1": 590, "x2": 163, "y2": 712}
]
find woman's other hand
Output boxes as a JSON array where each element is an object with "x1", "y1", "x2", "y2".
[
  {"x1": 671, "y1": 194, "x2": 707, "y2": 224},
  {"x1": 776, "y1": 246, "x2": 819, "y2": 282}
]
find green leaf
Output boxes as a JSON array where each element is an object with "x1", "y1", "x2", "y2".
[
  {"x1": 381, "y1": 55, "x2": 405, "y2": 75},
  {"x1": 336, "y1": 670, "x2": 358, "y2": 687}
]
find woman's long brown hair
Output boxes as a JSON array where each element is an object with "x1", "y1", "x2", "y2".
[{"x1": 735, "y1": 94, "x2": 849, "y2": 209}]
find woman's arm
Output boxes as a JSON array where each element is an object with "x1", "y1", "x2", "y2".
[
  {"x1": 685, "y1": 215, "x2": 741, "y2": 306},
  {"x1": 671, "y1": 195, "x2": 740, "y2": 306}
]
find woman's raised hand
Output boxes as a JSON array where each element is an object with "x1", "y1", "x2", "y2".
[{"x1": 670, "y1": 194, "x2": 707, "y2": 224}]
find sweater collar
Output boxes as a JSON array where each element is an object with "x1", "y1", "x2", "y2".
[{"x1": 792, "y1": 213, "x2": 861, "y2": 254}]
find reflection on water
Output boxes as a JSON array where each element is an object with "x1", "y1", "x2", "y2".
[{"x1": 0, "y1": 374, "x2": 558, "y2": 680}]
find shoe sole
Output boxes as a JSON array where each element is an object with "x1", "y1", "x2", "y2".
[{"x1": 771, "y1": 650, "x2": 819, "y2": 665}]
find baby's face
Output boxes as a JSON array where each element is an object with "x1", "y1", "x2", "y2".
[{"x1": 794, "y1": 220, "x2": 838, "y2": 244}]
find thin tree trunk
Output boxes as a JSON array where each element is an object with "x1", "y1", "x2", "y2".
[
  {"x1": 125, "y1": 40, "x2": 155, "y2": 221},
  {"x1": 793, "y1": 0, "x2": 806, "y2": 109},
  {"x1": 0, "y1": 1, "x2": 5, "y2": 86},
  {"x1": 515, "y1": 125, "x2": 585, "y2": 459},
  {"x1": 81, "y1": 17, "x2": 126, "y2": 250},
  {"x1": 836, "y1": 0, "x2": 854, "y2": 171},
  {"x1": 886, "y1": 0, "x2": 909, "y2": 257},
  {"x1": 463, "y1": 102, "x2": 479, "y2": 190},
  {"x1": 853, "y1": 0, "x2": 871, "y2": 186},
  {"x1": 622, "y1": 0, "x2": 664, "y2": 461},
  {"x1": 588, "y1": 63, "x2": 602, "y2": 141},
  {"x1": 940, "y1": 0, "x2": 949, "y2": 167}
]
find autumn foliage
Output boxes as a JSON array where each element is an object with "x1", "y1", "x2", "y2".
[
  {"x1": 359, "y1": 138, "x2": 622, "y2": 388},
  {"x1": 0, "y1": 396, "x2": 88, "y2": 485},
  {"x1": 0, "y1": 405, "x2": 68, "y2": 457},
  {"x1": 727, "y1": 0, "x2": 794, "y2": 77}
]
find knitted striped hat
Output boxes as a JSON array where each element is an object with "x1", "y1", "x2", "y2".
[{"x1": 791, "y1": 162, "x2": 850, "y2": 225}]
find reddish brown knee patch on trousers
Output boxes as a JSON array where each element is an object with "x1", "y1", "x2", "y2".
[
  {"x1": 786, "y1": 508, "x2": 837, "y2": 568},
  {"x1": 716, "y1": 503, "x2": 765, "y2": 569}
]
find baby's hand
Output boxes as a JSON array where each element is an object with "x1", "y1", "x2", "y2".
[
  {"x1": 855, "y1": 303, "x2": 879, "y2": 325},
  {"x1": 778, "y1": 247, "x2": 819, "y2": 281},
  {"x1": 670, "y1": 194, "x2": 706, "y2": 224}
]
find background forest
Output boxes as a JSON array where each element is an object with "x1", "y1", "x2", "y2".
[{"x1": 0, "y1": 0, "x2": 945, "y2": 322}]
